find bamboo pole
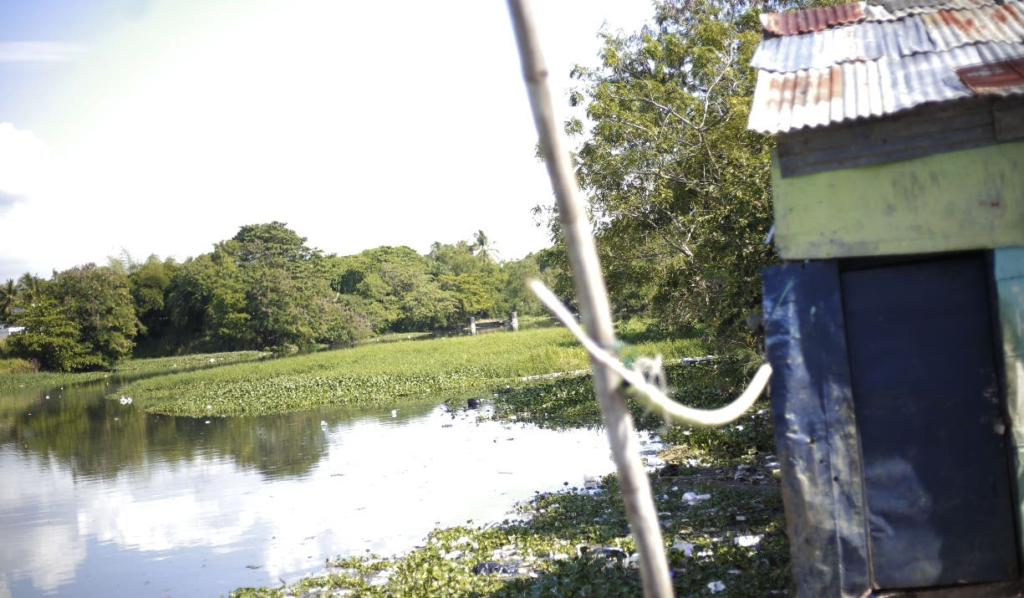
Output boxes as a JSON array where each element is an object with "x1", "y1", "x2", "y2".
[{"x1": 505, "y1": 2, "x2": 675, "y2": 596}]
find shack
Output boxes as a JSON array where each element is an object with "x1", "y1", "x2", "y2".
[{"x1": 748, "y1": 1, "x2": 1024, "y2": 595}]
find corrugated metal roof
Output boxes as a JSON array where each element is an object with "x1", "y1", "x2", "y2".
[
  {"x1": 760, "y1": 2, "x2": 866, "y2": 36},
  {"x1": 748, "y1": 42, "x2": 1024, "y2": 132},
  {"x1": 868, "y1": 0, "x2": 996, "y2": 13},
  {"x1": 958, "y1": 57, "x2": 1024, "y2": 92},
  {"x1": 749, "y1": 0, "x2": 1024, "y2": 133}
]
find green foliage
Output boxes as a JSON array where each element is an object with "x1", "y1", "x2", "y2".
[
  {"x1": 561, "y1": 0, "x2": 780, "y2": 348},
  {"x1": 233, "y1": 464, "x2": 789, "y2": 597},
  {"x1": 6, "y1": 265, "x2": 140, "y2": 371},
  {"x1": 114, "y1": 326, "x2": 624, "y2": 417},
  {"x1": 164, "y1": 223, "x2": 371, "y2": 352},
  {"x1": 0, "y1": 278, "x2": 16, "y2": 323},
  {"x1": 491, "y1": 357, "x2": 775, "y2": 461},
  {"x1": 5, "y1": 297, "x2": 101, "y2": 371}
]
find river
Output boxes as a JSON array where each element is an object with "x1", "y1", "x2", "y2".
[{"x1": 0, "y1": 374, "x2": 636, "y2": 597}]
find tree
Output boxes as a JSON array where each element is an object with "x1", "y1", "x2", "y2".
[
  {"x1": 564, "y1": 0, "x2": 779, "y2": 347},
  {"x1": 470, "y1": 230, "x2": 499, "y2": 262},
  {"x1": 166, "y1": 223, "x2": 370, "y2": 351},
  {"x1": 0, "y1": 279, "x2": 15, "y2": 323},
  {"x1": 48, "y1": 264, "x2": 140, "y2": 366},
  {"x1": 6, "y1": 297, "x2": 99, "y2": 371},
  {"x1": 15, "y1": 273, "x2": 46, "y2": 305},
  {"x1": 7, "y1": 265, "x2": 139, "y2": 370}
]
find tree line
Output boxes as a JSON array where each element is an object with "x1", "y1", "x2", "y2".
[
  {"x1": 0, "y1": 222, "x2": 566, "y2": 371},
  {"x1": 2, "y1": 0, "x2": 784, "y2": 371}
]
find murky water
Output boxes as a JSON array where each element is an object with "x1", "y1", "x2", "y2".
[{"x1": 0, "y1": 376, "x2": 630, "y2": 597}]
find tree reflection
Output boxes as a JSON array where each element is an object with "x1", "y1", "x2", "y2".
[{"x1": 0, "y1": 379, "x2": 328, "y2": 479}]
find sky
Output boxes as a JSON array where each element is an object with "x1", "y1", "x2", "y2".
[{"x1": 0, "y1": 0, "x2": 655, "y2": 282}]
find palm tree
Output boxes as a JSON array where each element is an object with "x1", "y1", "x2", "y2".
[
  {"x1": 471, "y1": 230, "x2": 498, "y2": 262},
  {"x1": 0, "y1": 279, "x2": 16, "y2": 324},
  {"x1": 16, "y1": 273, "x2": 43, "y2": 305}
]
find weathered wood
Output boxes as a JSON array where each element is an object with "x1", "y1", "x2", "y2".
[
  {"x1": 771, "y1": 140, "x2": 1024, "y2": 260},
  {"x1": 776, "y1": 98, "x2": 998, "y2": 178},
  {"x1": 506, "y1": 1, "x2": 674, "y2": 595}
]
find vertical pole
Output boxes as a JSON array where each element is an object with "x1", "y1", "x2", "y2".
[
  {"x1": 469, "y1": 316, "x2": 477, "y2": 336},
  {"x1": 505, "y1": 1, "x2": 674, "y2": 596},
  {"x1": 510, "y1": 311, "x2": 519, "y2": 331}
]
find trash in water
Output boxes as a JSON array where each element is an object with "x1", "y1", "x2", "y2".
[
  {"x1": 672, "y1": 540, "x2": 695, "y2": 557},
  {"x1": 734, "y1": 534, "x2": 762, "y2": 548},
  {"x1": 119, "y1": 396, "x2": 132, "y2": 405},
  {"x1": 472, "y1": 562, "x2": 516, "y2": 575}
]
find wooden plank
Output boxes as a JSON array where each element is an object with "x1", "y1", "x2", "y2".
[
  {"x1": 771, "y1": 141, "x2": 1024, "y2": 260},
  {"x1": 995, "y1": 99, "x2": 1024, "y2": 143},
  {"x1": 777, "y1": 99, "x2": 997, "y2": 177}
]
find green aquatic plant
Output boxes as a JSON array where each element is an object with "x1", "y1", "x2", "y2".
[{"x1": 115, "y1": 327, "x2": 699, "y2": 417}]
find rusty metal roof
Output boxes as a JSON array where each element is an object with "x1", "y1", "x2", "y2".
[
  {"x1": 749, "y1": 0, "x2": 1024, "y2": 133},
  {"x1": 760, "y1": 2, "x2": 866, "y2": 36},
  {"x1": 958, "y1": 56, "x2": 1024, "y2": 91}
]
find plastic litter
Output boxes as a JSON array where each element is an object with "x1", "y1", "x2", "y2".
[{"x1": 708, "y1": 580, "x2": 726, "y2": 593}]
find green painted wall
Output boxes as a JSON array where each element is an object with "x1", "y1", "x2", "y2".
[
  {"x1": 995, "y1": 247, "x2": 1024, "y2": 559},
  {"x1": 772, "y1": 142, "x2": 1024, "y2": 259}
]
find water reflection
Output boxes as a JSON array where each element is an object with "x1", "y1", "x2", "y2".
[
  {"x1": 0, "y1": 379, "x2": 334, "y2": 480},
  {"x1": 0, "y1": 381, "x2": 624, "y2": 597}
]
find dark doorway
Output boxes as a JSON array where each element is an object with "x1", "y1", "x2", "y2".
[{"x1": 842, "y1": 254, "x2": 1018, "y2": 588}]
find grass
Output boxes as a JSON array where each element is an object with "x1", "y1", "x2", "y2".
[
  {"x1": 0, "y1": 350, "x2": 269, "y2": 396},
  {"x1": 114, "y1": 326, "x2": 705, "y2": 417}
]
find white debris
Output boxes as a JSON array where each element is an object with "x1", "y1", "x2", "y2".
[
  {"x1": 734, "y1": 534, "x2": 763, "y2": 548},
  {"x1": 672, "y1": 540, "x2": 695, "y2": 557},
  {"x1": 681, "y1": 492, "x2": 711, "y2": 505},
  {"x1": 119, "y1": 396, "x2": 132, "y2": 405},
  {"x1": 708, "y1": 580, "x2": 726, "y2": 593}
]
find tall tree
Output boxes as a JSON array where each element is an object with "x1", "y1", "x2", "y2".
[
  {"x1": 0, "y1": 279, "x2": 15, "y2": 323},
  {"x1": 49, "y1": 264, "x2": 141, "y2": 366},
  {"x1": 565, "y1": 0, "x2": 778, "y2": 346},
  {"x1": 7, "y1": 265, "x2": 139, "y2": 370}
]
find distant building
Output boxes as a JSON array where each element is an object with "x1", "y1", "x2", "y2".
[{"x1": 0, "y1": 326, "x2": 25, "y2": 339}]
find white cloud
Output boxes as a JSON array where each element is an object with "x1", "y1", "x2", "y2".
[
  {"x1": 0, "y1": 0, "x2": 653, "y2": 281},
  {"x1": 0, "y1": 123, "x2": 50, "y2": 204},
  {"x1": 0, "y1": 42, "x2": 85, "y2": 63}
]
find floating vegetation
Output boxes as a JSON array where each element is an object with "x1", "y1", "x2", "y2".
[
  {"x1": 116, "y1": 328, "x2": 700, "y2": 417},
  {"x1": 228, "y1": 454, "x2": 790, "y2": 598},
  {"x1": 483, "y1": 358, "x2": 777, "y2": 461}
]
